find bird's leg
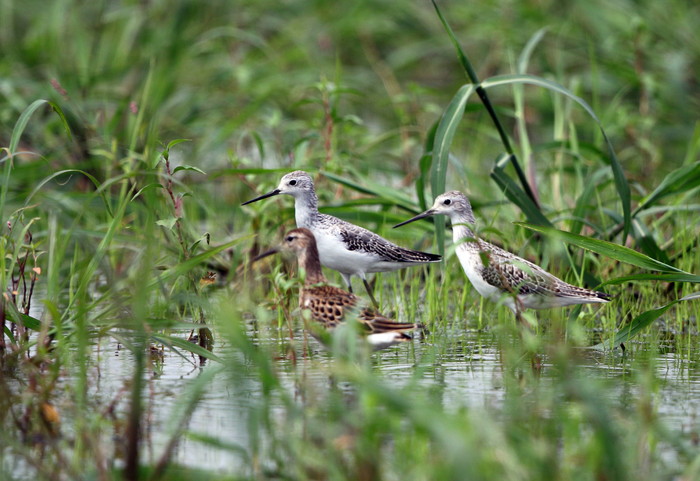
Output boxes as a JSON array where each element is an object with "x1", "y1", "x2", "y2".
[
  {"x1": 362, "y1": 278, "x2": 380, "y2": 310},
  {"x1": 341, "y1": 274, "x2": 354, "y2": 293}
]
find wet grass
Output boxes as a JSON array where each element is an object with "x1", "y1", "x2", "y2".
[{"x1": 1, "y1": 0, "x2": 700, "y2": 479}]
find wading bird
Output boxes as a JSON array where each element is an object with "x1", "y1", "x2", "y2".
[
  {"x1": 394, "y1": 191, "x2": 610, "y2": 321},
  {"x1": 243, "y1": 171, "x2": 441, "y2": 307},
  {"x1": 254, "y1": 228, "x2": 419, "y2": 349}
]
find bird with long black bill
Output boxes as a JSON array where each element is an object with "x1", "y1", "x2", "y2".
[
  {"x1": 394, "y1": 191, "x2": 611, "y2": 322},
  {"x1": 242, "y1": 170, "x2": 441, "y2": 308}
]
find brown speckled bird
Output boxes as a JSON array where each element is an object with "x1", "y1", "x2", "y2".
[{"x1": 255, "y1": 228, "x2": 418, "y2": 349}]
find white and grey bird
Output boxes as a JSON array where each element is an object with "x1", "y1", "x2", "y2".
[
  {"x1": 394, "y1": 191, "x2": 611, "y2": 320},
  {"x1": 242, "y1": 171, "x2": 441, "y2": 307}
]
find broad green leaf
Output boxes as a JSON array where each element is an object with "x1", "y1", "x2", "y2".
[
  {"x1": 431, "y1": 84, "x2": 477, "y2": 256},
  {"x1": 173, "y1": 165, "x2": 207, "y2": 175},
  {"x1": 516, "y1": 222, "x2": 688, "y2": 274}
]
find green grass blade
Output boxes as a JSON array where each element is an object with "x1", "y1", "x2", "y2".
[
  {"x1": 517, "y1": 28, "x2": 548, "y2": 74},
  {"x1": 601, "y1": 292, "x2": 700, "y2": 348},
  {"x1": 151, "y1": 333, "x2": 223, "y2": 363},
  {"x1": 481, "y1": 74, "x2": 631, "y2": 241},
  {"x1": 321, "y1": 171, "x2": 417, "y2": 212},
  {"x1": 491, "y1": 154, "x2": 552, "y2": 227},
  {"x1": 430, "y1": 0, "x2": 479, "y2": 83},
  {"x1": 634, "y1": 161, "x2": 700, "y2": 214},
  {"x1": 516, "y1": 222, "x2": 688, "y2": 274},
  {"x1": 600, "y1": 273, "x2": 700, "y2": 286},
  {"x1": 432, "y1": 0, "x2": 537, "y2": 206}
]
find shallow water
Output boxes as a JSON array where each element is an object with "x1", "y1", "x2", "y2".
[{"x1": 5, "y1": 323, "x2": 700, "y2": 478}]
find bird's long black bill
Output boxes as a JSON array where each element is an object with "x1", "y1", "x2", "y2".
[
  {"x1": 251, "y1": 248, "x2": 279, "y2": 263},
  {"x1": 241, "y1": 189, "x2": 281, "y2": 206},
  {"x1": 393, "y1": 211, "x2": 433, "y2": 228}
]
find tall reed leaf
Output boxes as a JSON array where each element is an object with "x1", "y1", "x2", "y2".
[
  {"x1": 481, "y1": 74, "x2": 631, "y2": 241},
  {"x1": 430, "y1": 0, "x2": 536, "y2": 205},
  {"x1": 431, "y1": 84, "x2": 476, "y2": 255},
  {"x1": 516, "y1": 222, "x2": 688, "y2": 274}
]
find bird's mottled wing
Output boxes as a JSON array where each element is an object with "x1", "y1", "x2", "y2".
[
  {"x1": 302, "y1": 285, "x2": 359, "y2": 328},
  {"x1": 337, "y1": 225, "x2": 441, "y2": 263},
  {"x1": 479, "y1": 245, "x2": 557, "y2": 296}
]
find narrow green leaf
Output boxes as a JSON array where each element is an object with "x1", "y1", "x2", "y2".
[
  {"x1": 165, "y1": 138, "x2": 191, "y2": 150},
  {"x1": 632, "y1": 218, "x2": 670, "y2": 264},
  {"x1": 10, "y1": 99, "x2": 66, "y2": 153},
  {"x1": 517, "y1": 28, "x2": 548, "y2": 74},
  {"x1": 25, "y1": 169, "x2": 113, "y2": 217},
  {"x1": 5, "y1": 301, "x2": 42, "y2": 330},
  {"x1": 131, "y1": 182, "x2": 164, "y2": 201},
  {"x1": 152, "y1": 237, "x2": 249, "y2": 287},
  {"x1": 151, "y1": 333, "x2": 223, "y2": 363},
  {"x1": 210, "y1": 167, "x2": 297, "y2": 179},
  {"x1": 602, "y1": 292, "x2": 700, "y2": 348},
  {"x1": 600, "y1": 273, "x2": 700, "y2": 286},
  {"x1": 516, "y1": 222, "x2": 688, "y2": 274},
  {"x1": 417, "y1": 152, "x2": 433, "y2": 212},
  {"x1": 3, "y1": 326, "x2": 15, "y2": 343},
  {"x1": 635, "y1": 162, "x2": 700, "y2": 214},
  {"x1": 321, "y1": 171, "x2": 417, "y2": 212},
  {"x1": 430, "y1": 0, "x2": 480, "y2": 83}
]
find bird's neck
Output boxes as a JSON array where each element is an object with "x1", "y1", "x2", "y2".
[
  {"x1": 297, "y1": 244, "x2": 326, "y2": 286},
  {"x1": 294, "y1": 191, "x2": 319, "y2": 228},
  {"x1": 451, "y1": 214, "x2": 475, "y2": 242}
]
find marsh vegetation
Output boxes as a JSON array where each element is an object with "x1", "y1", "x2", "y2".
[{"x1": 1, "y1": 0, "x2": 700, "y2": 479}]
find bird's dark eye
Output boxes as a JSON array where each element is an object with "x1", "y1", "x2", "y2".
[
  {"x1": 289, "y1": 180, "x2": 297, "y2": 186},
  {"x1": 286, "y1": 236, "x2": 294, "y2": 242},
  {"x1": 443, "y1": 199, "x2": 451, "y2": 205}
]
